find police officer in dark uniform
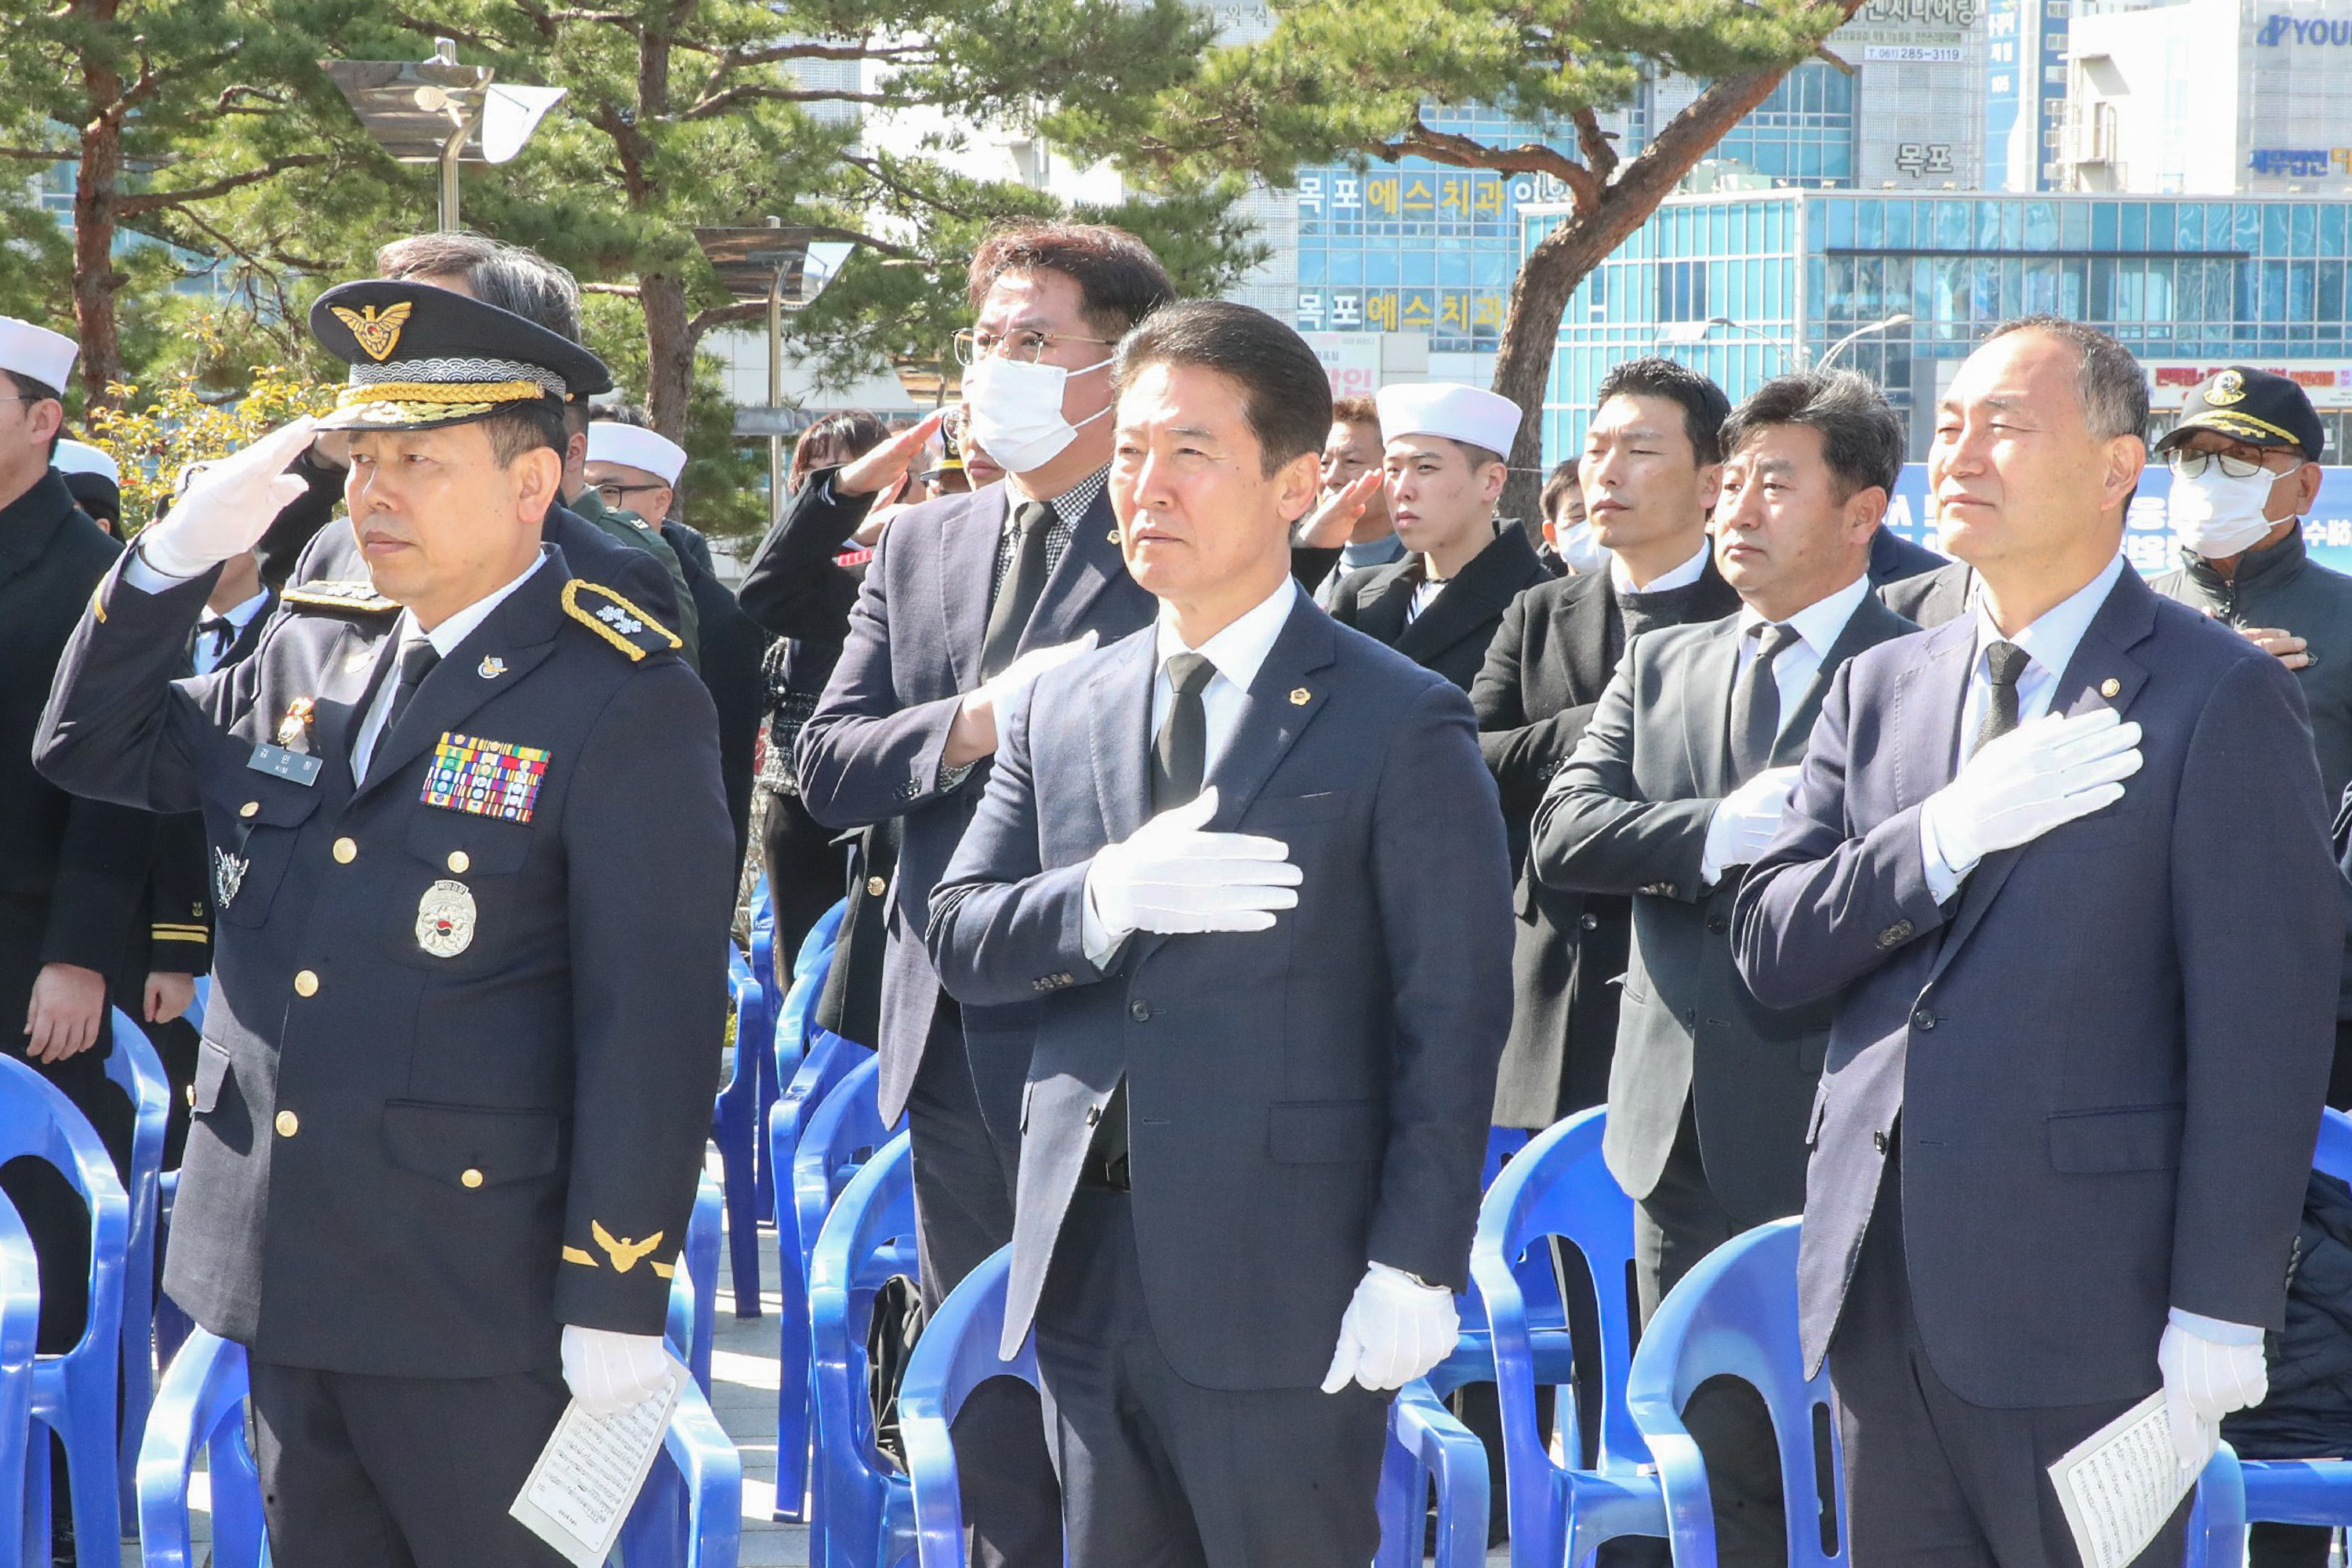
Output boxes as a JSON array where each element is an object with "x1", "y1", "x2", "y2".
[{"x1": 36, "y1": 281, "x2": 732, "y2": 1566}]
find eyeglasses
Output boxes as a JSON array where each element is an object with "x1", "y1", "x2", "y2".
[
  {"x1": 2167, "y1": 449, "x2": 2300, "y2": 481},
  {"x1": 593, "y1": 481, "x2": 669, "y2": 507},
  {"x1": 951, "y1": 328, "x2": 1117, "y2": 367}
]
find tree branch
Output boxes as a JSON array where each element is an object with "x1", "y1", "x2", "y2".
[
  {"x1": 382, "y1": 8, "x2": 518, "y2": 51},
  {"x1": 1379, "y1": 117, "x2": 1598, "y2": 207},
  {"x1": 693, "y1": 38, "x2": 928, "y2": 65},
  {"x1": 677, "y1": 82, "x2": 892, "y2": 121},
  {"x1": 1570, "y1": 107, "x2": 1619, "y2": 187},
  {"x1": 583, "y1": 281, "x2": 642, "y2": 296},
  {"x1": 842, "y1": 153, "x2": 986, "y2": 223},
  {"x1": 116, "y1": 152, "x2": 332, "y2": 216},
  {"x1": 0, "y1": 146, "x2": 71, "y2": 162}
]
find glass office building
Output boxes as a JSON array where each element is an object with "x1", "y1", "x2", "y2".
[{"x1": 1528, "y1": 188, "x2": 2352, "y2": 463}]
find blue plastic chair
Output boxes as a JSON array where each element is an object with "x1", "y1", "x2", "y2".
[
  {"x1": 664, "y1": 1170, "x2": 724, "y2": 1397},
  {"x1": 104, "y1": 1010, "x2": 170, "y2": 1520},
  {"x1": 0, "y1": 1195, "x2": 44, "y2": 1568},
  {"x1": 748, "y1": 878, "x2": 781, "y2": 1225},
  {"x1": 2189, "y1": 1107, "x2": 2352, "y2": 1565},
  {"x1": 779, "y1": 1054, "x2": 903, "y2": 1524},
  {"x1": 141, "y1": 1327, "x2": 739, "y2": 1568},
  {"x1": 717, "y1": 946, "x2": 776, "y2": 1319},
  {"x1": 135, "y1": 1331, "x2": 268, "y2": 1568},
  {"x1": 898, "y1": 1245, "x2": 1040, "y2": 1568},
  {"x1": 809, "y1": 1131, "x2": 920, "y2": 1568},
  {"x1": 0, "y1": 1055, "x2": 129, "y2": 1559},
  {"x1": 1470, "y1": 1107, "x2": 1665, "y2": 1568},
  {"x1": 152, "y1": 1172, "x2": 191, "y2": 1370},
  {"x1": 1624, "y1": 1218, "x2": 1846, "y2": 1568}
]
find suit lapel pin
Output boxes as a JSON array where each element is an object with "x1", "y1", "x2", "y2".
[
  {"x1": 1289, "y1": 686, "x2": 1312, "y2": 706},
  {"x1": 478, "y1": 655, "x2": 508, "y2": 680},
  {"x1": 1107, "y1": 529, "x2": 1121, "y2": 543},
  {"x1": 2099, "y1": 677, "x2": 2121, "y2": 699}
]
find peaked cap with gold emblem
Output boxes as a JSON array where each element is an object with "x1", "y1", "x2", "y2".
[{"x1": 309, "y1": 279, "x2": 612, "y2": 434}]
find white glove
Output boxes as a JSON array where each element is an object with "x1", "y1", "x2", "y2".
[
  {"x1": 138, "y1": 416, "x2": 318, "y2": 579},
  {"x1": 1701, "y1": 764, "x2": 1803, "y2": 884},
  {"x1": 1320, "y1": 1262, "x2": 1461, "y2": 1394},
  {"x1": 1918, "y1": 707, "x2": 2142, "y2": 874},
  {"x1": 1086, "y1": 787, "x2": 1301, "y2": 942},
  {"x1": 982, "y1": 631, "x2": 1098, "y2": 735},
  {"x1": 2158, "y1": 1319, "x2": 2267, "y2": 1472},
  {"x1": 560, "y1": 1324, "x2": 673, "y2": 1417}
]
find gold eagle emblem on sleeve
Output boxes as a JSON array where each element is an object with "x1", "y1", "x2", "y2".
[{"x1": 590, "y1": 1221, "x2": 666, "y2": 1274}]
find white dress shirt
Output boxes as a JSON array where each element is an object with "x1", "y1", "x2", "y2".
[
  {"x1": 349, "y1": 554, "x2": 548, "y2": 784},
  {"x1": 1731, "y1": 572, "x2": 1873, "y2": 735},
  {"x1": 191, "y1": 588, "x2": 271, "y2": 677},
  {"x1": 1918, "y1": 550, "x2": 2129, "y2": 902},
  {"x1": 1610, "y1": 539, "x2": 1710, "y2": 596},
  {"x1": 1699, "y1": 575, "x2": 1875, "y2": 885},
  {"x1": 1081, "y1": 575, "x2": 1304, "y2": 961}
]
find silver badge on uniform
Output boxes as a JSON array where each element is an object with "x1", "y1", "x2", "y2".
[
  {"x1": 415, "y1": 879, "x2": 477, "y2": 958},
  {"x1": 212, "y1": 848, "x2": 248, "y2": 908}
]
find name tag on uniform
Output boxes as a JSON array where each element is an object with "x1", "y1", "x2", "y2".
[{"x1": 248, "y1": 743, "x2": 323, "y2": 786}]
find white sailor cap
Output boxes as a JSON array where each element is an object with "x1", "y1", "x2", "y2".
[
  {"x1": 586, "y1": 421, "x2": 688, "y2": 485},
  {"x1": 1374, "y1": 382, "x2": 1521, "y2": 457},
  {"x1": 0, "y1": 317, "x2": 77, "y2": 393},
  {"x1": 53, "y1": 438, "x2": 118, "y2": 484}
]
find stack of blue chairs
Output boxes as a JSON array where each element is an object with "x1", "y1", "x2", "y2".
[
  {"x1": 717, "y1": 939, "x2": 778, "y2": 1318},
  {"x1": 104, "y1": 1011, "x2": 170, "y2": 1519},
  {"x1": 808, "y1": 1131, "x2": 920, "y2": 1568}
]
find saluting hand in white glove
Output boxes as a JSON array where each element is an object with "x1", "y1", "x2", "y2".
[
  {"x1": 1920, "y1": 706, "x2": 2142, "y2": 874},
  {"x1": 138, "y1": 416, "x2": 318, "y2": 579},
  {"x1": 1086, "y1": 787, "x2": 1302, "y2": 942}
]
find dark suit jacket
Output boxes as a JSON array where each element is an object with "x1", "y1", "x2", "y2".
[
  {"x1": 1328, "y1": 524, "x2": 1555, "y2": 692},
  {"x1": 1539, "y1": 594, "x2": 1915, "y2": 1225},
  {"x1": 925, "y1": 600, "x2": 1513, "y2": 1389},
  {"x1": 665, "y1": 522, "x2": 765, "y2": 870},
  {"x1": 1878, "y1": 560, "x2": 1976, "y2": 627},
  {"x1": 1733, "y1": 568, "x2": 2339, "y2": 1406},
  {"x1": 797, "y1": 480, "x2": 1155, "y2": 1134},
  {"x1": 1867, "y1": 524, "x2": 1946, "y2": 588},
  {"x1": 1472, "y1": 559, "x2": 1743, "y2": 1128},
  {"x1": 0, "y1": 472, "x2": 152, "y2": 1029},
  {"x1": 38, "y1": 547, "x2": 731, "y2": 1377}
]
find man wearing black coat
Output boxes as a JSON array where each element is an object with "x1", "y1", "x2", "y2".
[
  {"x1": 0, "y1": 319, "x2": 151, "y2": 1374},
  {"x1": 1328, "y1": 381, "x2": 1553, "y2": 692}
]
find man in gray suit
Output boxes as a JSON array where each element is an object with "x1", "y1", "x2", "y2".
[
  {"x1": 1538, "y1": 368, "x2": 1916, "y2": 1564},
  {"x1": 1735, "y1": 318, "x2": 2339, "y2": 1566},
  {"x1": 928, "y1": 301, "x2": 1512, "y2": 1566}
]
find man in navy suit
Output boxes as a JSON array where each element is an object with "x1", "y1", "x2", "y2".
[
  {"x1": 1734, "y1": 317, "x2": 2339, "y2": 1566},
  {"x1": 796, "y1": 222, "x2": 1176, "y2": 1562},
  {"x1": 927, "y1": 301, "x2": 1512, "y2": 1566}
]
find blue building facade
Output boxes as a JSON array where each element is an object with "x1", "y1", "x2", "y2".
[{"x1": 1530, "y1": 189, "x2": 2352, "y2": 464}]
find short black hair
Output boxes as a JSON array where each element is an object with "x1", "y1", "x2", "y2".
[
  {"x1": 1113, "y1": 300, "x2": 1330, "y2": 476},
  {"x1": 1595, "y1": 357, "x2": 1732, "y2": 466},
  {"x1": 1540, "y1": 458, "x2": 1581, "y2": 523},
  {"x1": 968, "y1": 222, "x2": 1177, "y2": 340},
  {"x1": 475, "y1": 397, "x2": 567, "y2": 466},
  {"x1": 1721, "y1": 368, "x2": 1907, "y2": 500}
]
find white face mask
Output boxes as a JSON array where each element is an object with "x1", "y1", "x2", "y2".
[
  {"x1": 961, "y1": 352, "x2": 1112, "y2": 476},
  {"x1": 1555, "y1": 519, "x2": 1610, "y2": 575},
  {"x1": 2169, "y1": 461, "x2": 2297, "y2": 559}
]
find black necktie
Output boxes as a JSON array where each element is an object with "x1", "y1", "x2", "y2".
[
  {"x1": 1729, "y1": 622, "x2": 1801, "y2": 781},
  {"x1": 1098, "y1": 650, "x2": 1218, "y2": 1191},
  {"x1": 1149, "y1": 652, "x2": 1216, "y2": 811},
  {"x1": 1974, "y1": 640, "x2": 2030, "y2": 756},
  {"x1": 372, "y1": 635, "x2": 440, "y2": 776},
  {"x1": 196, "y1": 616, "x2": 234, "y2": 665},
  {"x1": 980, "y1": 500, "x2": 1055, "y2": 681}
]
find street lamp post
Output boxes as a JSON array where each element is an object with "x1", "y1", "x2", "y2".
[
  {"x1": 321, "y1": 39, "x2": 566, "y2": 230},
  {"x1": 694, "y1": 221, "x2": 856, "y2": 524},
  {"x1": 1817, "y1": 312, "x2": 1915, "y2": 369}
]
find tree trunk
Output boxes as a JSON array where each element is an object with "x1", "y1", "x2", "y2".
[
  {"x1": 71, "y1": 7, "x2": 125, "y2": 409},
  {"x1": 641, "y1": 270, "x2": 695, "y2": 439},
  {"x1": 1490, "y1": 42, "x2": 1864, "y2": 522}
]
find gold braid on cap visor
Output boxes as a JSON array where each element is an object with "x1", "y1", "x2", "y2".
[{"x1": 334, "y1": 379, "x2": 550, "y2": 408}]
